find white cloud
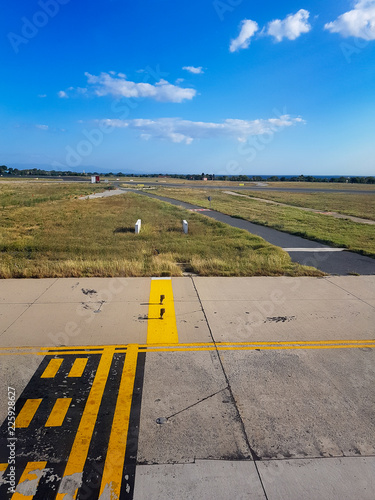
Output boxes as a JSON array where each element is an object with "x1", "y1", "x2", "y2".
[
  {"x1": 99, "y1": 115, "x2": 304, "y2": 145},
  {"x1": 265, "y1": 9, "x2": 311, "y2": 42},
  {"x1": 182, "y1": 66, "x2": 204, "y2": 74},
  {"x1": 324, "y1": 1, "x2": 375, "y2": 40},
  {"x1": 36, "y1": 124, "x2": 49, "y2": 130},
  {"x1": 38, "y1": 94, "x2": 47, "y2": 98},
  {"x1": 230, "y1": 19, "x2": 259, "y2": 52},
  {"x1": 84, "y1": 72, "x2": 196, "y2": 103},
  {"x1": 57, "y1": 90, "x2": 68, "y2": 98}
]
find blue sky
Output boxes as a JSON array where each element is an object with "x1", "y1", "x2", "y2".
[{"x1": 1, "y1": 0, "x2": 375, "y2": 175}]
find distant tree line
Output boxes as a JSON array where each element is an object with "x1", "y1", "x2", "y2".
[{"x1": 1, "y1": 166, "x2": 374, "y2": 184}]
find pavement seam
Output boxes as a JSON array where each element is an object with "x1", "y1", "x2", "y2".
[
  {"x1": 190, "y1": 276, "x2": 269, "y2": 500},
  {"x1": 324, "y1": 277, "x2": 375, "y2": 310},
  {"x1": 0, "y1": 278, "x2": 59, "y2": 338}
]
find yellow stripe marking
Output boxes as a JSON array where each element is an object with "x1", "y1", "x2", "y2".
[
  {"x1": 0, "y1": 339, "x2": 374, "y2": 357},
  {"x1": 147, "y1": 278, "x2": 178, "y2": 344},
  {"x1": 45, "y1": 398, "x2": 72, "y2": 427},
  {"x1": 56, "y1": 348, "x2": 115, "y2": 500},
  {"x1": 99, "y1": 345, "x2": 138, "y2": 498},
  {"x1": 68, "y1": 358, "x2": 88, "y2": 377},
  {"x1": 12, "y1": 461, "x2": 47, "y2": 500},
  {"x1": 15, "y1": 399, "x2": 42, "y2": 428},
  {"x1": 41, "y1": 358, "x2": 63, "y2": 378}
]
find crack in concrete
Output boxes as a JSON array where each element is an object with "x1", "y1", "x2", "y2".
[
  {"x1": 166, "y1": 388, "x2": 228, "y2": 421},
  {"x1": 190, "y1": 276, "x2": 269, "y2": 499},
  {"x1": 0, "y1": 278, "x2": 58, "y2": 338}
]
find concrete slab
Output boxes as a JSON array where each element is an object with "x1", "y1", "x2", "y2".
[
  {"x1": 0, "y1": 278, "x2": 57, "y2": 303},
  {"x1": 258, "y1": 457, "x2": 375, "y2": 500},
  {"x1": 1, "y1": 301, "x2": 147, "y2": 346},
  {"x1": 193, "y1": 277, "x2": 353, "y2": 302},
  {"x1": 134, "y1": 460, "x2": 266, "y2": 500},
  {"x1": 202, "y1": 299, "x2": 375, "y2": 342},
  {"x1": 220, "y1": 348, "x2": 375, "y2": 459},
  {"x1": 0, "y1": 304, "x2": 30, "y2": 335},
  {"x1": 34, "y1": 277, "x2": 150, "y2": 303},
  {"x1": 137, "y1": 351, "x2": 250, "y2": 464},
  {"x1": 326, "y1": 276, "x2": 375, "y2": 302}
]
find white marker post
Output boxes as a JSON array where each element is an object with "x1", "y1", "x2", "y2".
[
  {"x1": 182, "y1": 220, "x2": 188, "y2": 234},
  {"x1": 135, "y1": 219, "x2": 141, "y2": 234}
]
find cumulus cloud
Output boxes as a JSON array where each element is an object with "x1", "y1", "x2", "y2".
[
  {"x1": 84, "y1": 72, "x2": 196, "y2": 103},
  {"x1": 325, "y1": 0, "x2": 375, "y2": 40},
  {"x1": 182, "y1": 66, "x2": 204, "y2": 74},
  {"x1": 265, "y1": 9, "x2": 311, "y2": 42},
  {"x1": 57, "y1": 90, "x2": 68, "y2": 98},
  {"x1": 99, "y1": 115, "x2": 304, "y2": 145},
  {"x1": 230, "y1": 19, "x2": 259, "y2": 52}
]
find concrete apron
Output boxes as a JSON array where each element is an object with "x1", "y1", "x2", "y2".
[{"x1": 0, "y1": 276, "x2": 374, "y2": 499}]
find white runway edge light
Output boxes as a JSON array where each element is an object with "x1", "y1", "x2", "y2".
[
  {"x1": 182, "y1": 220, "x2": 188, "y2": 234},
  {"x1": 135, "y1": 219, "x2": 141, "y2": 234}
]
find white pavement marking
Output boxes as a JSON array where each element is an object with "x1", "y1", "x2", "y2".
[{"x1": 283, "y1": 248, "x2": 346, "y2": 252}]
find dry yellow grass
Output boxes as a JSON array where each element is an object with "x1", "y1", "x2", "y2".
[{"x1": 0, "y1": 183, "x2": 323, "y2": 278}]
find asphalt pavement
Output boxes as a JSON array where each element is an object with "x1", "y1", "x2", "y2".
[{"x1": 130, "y1": 190, "x2": 375, "y2": 276}]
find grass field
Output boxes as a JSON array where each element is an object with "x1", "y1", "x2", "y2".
[
  {"x1": 0, "y1": 182, "x2": 322, "y2": 278},
  {"x1": 0, "y1": 181, "x2": 110, "y2": 208},
  {"x1": 121, "y1": 178, "x2": 375, "y2": 191},
  {"x1": 237, "y1": 190, "x2": 375, "y2": 221},
  {"x1": 151, "y1": 188, "x2": 375, "y2": 258}
]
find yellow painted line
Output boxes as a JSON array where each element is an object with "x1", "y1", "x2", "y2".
[
  {"x1": 45, "y1": 398, "x2": 72, "y2": 427},
  {"x1": 41, "y1": 358, "x2": 63, "y2": 378},
  {"x1": 40, "y1": 344, "x2": 107, "y2": 354},
  {"x1": 99, "y1": 345, "x2": 138, "y2": 497},
  {"x1": 147, "y1": 278, "x2": 178, "y2": 344},
  {"x1": 15, "y1": 399, "x2": 42, "y2": 428},
  {"x1": 68, "y1": 358, "x2": 88, "y2": 377},
  {"x1": 38, "y1": 350, "x2": 105, "y2": 356},
  {"x1": 135, "y1": 344, "x2": 375, "y2": 353},
  {"x1": 56, "y1": 347, "x2": 115, "y2": 500},
  {"x1": 12, "y1": 461, "x2": 47, "y2": 500},
  {"x1": 0, "y1": 338, "x2": 374, "y2": 357}
]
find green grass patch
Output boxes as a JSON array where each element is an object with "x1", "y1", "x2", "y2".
[
  {"x1": 151, "y1": 188, "x2": 375, "y2": 258},
  {"x1": 0, "y1": 180, "x2": 111, "y2": 209},
  {"x1": 0, "y1": 186, "x2": 322, "y2": 278}
]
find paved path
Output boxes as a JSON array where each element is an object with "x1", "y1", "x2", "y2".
[
  {"x1": 130, "y1": 190, "x2": 375, "y2": 276},
  {"x1": 223, "y1": 190, "x2": 375, "y2": 226},
  {"x1": 0, "y1": 276, "x2": 374, "y2": 499}
]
